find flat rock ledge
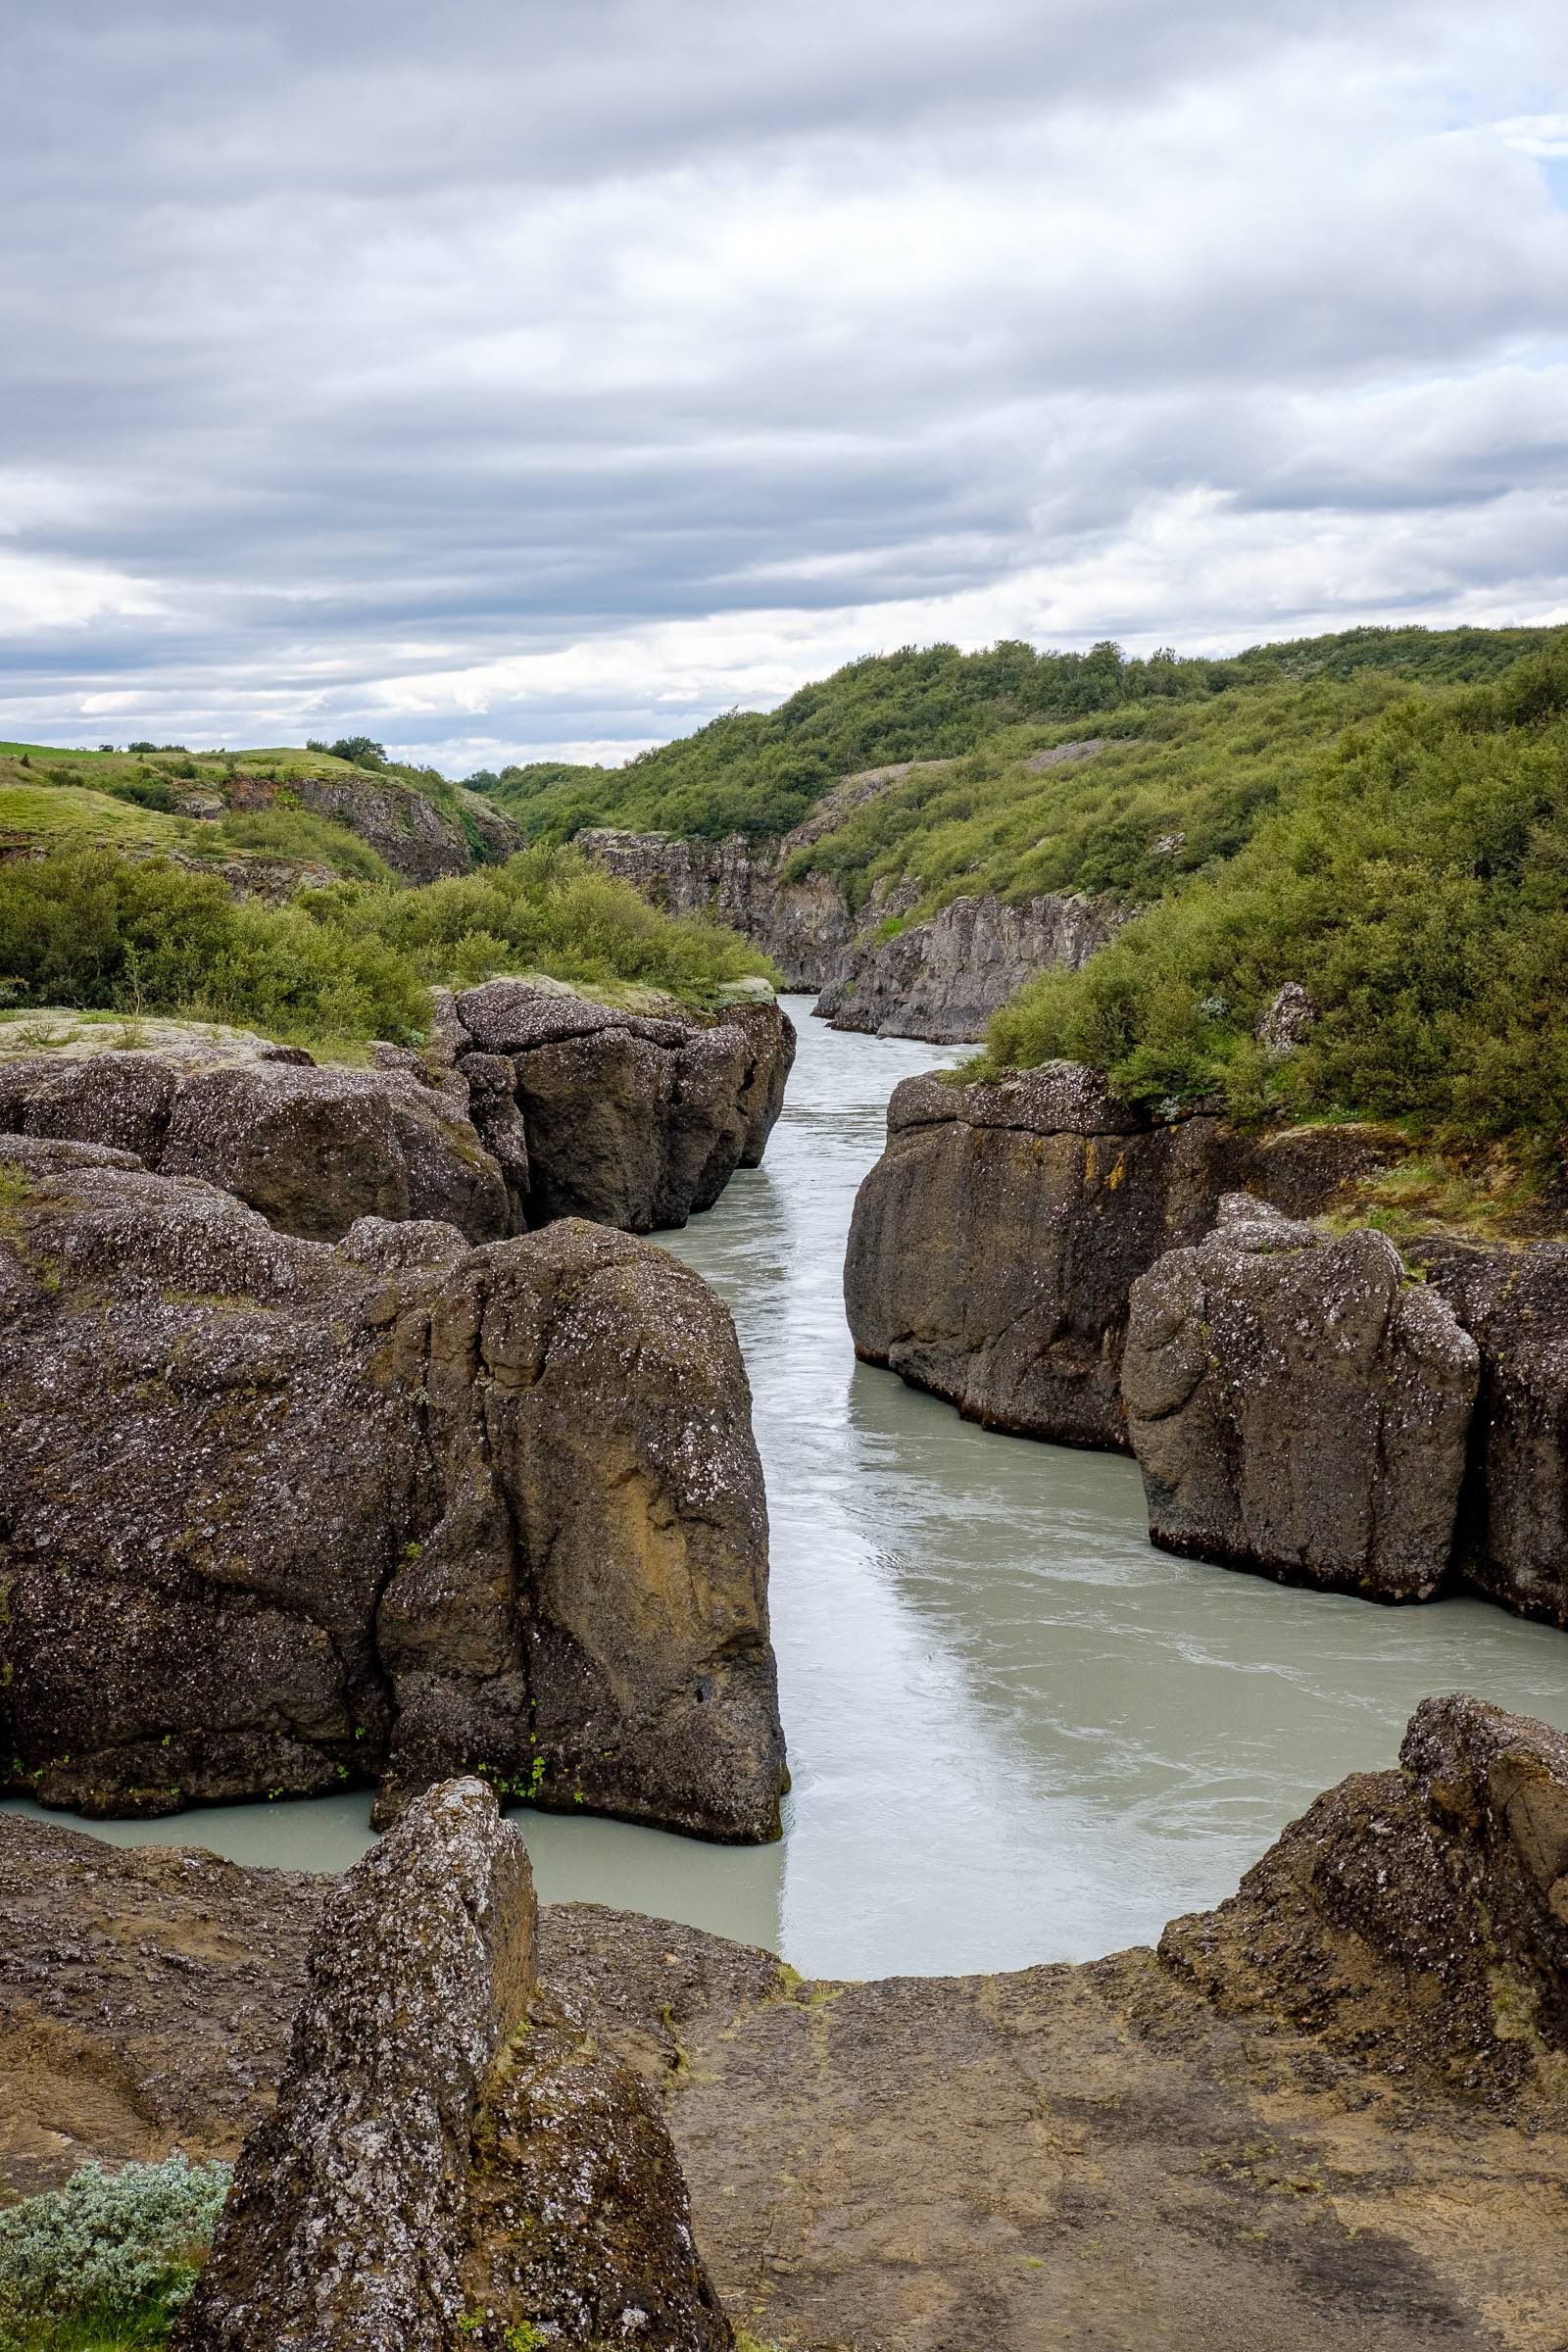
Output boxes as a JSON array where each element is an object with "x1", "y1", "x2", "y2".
[
  {"x1": 9, "y1": 1695, "x2": 1568, "y2": 2351},
  {"x1": 0, "y1": 984, "x2": 797, "y2": 1244},
  {"x1": 177, "y1": 1777, "x2": 730, "y2": 2352},
  {"x1": 0, "y1": 1137, "x2": 786, "y2": 1838}
]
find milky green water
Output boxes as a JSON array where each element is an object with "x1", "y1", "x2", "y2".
[{"x1": 12, "y1": 998, "x2": 1568, "y2": 1978}]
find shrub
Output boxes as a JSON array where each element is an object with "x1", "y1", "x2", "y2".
[{"x1": 0, "y1": 2155, "x2": 230, "y2": 2349}]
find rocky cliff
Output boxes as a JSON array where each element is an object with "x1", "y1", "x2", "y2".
[
  {"x1": 0, "y1": 984, "x2": 796, "y2": 1244},
  {"x1": 10, "y1": 1693, "x2": 1568, "y2": 2349},
  {"x1": 0, "y1": 1137, "x2": 786, "y2": 1838},
  {"x1": 582, "y1": 749, "x2": 1119, "y2": 1044}
]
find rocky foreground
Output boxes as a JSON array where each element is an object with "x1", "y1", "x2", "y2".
[
  {"x1": 0, "y1": 1135, "x2": 786, "y2": 1837},
  {"x1": 847, "y1": 1063, "x2": 1568, "y2": 1624},
  {"x1": 5, "y1": 1693, "x2": 1568, "y2": 2349}
]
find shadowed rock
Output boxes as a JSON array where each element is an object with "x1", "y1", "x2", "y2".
[
  {"x1": 1123, "y1": 1197, "x2": 1478, "y2": 1599},
  {"x1": 177, "y1": 1779, "x2": 730, "y2": 2352},
  {"x1": 0, "y1": 1138, "x2": 785, "y2": 1839}
]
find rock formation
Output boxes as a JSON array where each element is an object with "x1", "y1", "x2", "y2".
[
  {"x1": 0, "y1": 985, "x2": 796, "y2": 1245},
  {"x1": 582, "y1": 745, "x2": 1119, "y2": 1042},
  {"x1": 178, "y1": 1778, "x2": 730, "y2": 2352},
  {"x1": 11, "y1": 1693, "x2": 1568, "y2": 2349},
  {"x1": 0, "y1": 1137, "x2": 786, "y2": 1838},
  {"x1": 238, "y1": 768, "x2": 522, "y2": 883},
  {"x1": 1122, "y1": 1196, "x2": 1479, "y2": 1599},
  {"x1": 813, "y1": 888, "x2": 1118, "y2": 1043},
  {"x1": 450, "y1": 980, "x2": 794, "y2": 1231},
  {"x1": 844, "y1": 1065, "x2": 1394, "y2": 1450}
]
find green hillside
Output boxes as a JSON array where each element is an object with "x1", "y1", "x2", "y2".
[
  {"x1": 981, "y1": 645, "x2": 1568, "y2": 1159},
  {"x1": 471, "y1": 624, "x2": 1549, "y2": 850}
]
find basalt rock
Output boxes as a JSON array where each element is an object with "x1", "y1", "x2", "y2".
[
  {"x1": 0, "y1": 1034, "x2": 510, "y2": 1245},
  {"x1": 453, "y1": 981, "x2": 794, "y2": 1231},
  {"x1": 289, "y1": 771, "x2": 523, "y2": 883},
  {"x1": 178, "y1": 1778, "x2": 730, "y2": 2352},
  {"x1": 1420, "y1": 1239, "x2": 1568, "y2": 1625},
  {"x1": 845, "y1": 1069, "x2": 1409, "y2": 1450},
  {"x1": 0, "y1": 985, "x2": 795, "y2": 1245},
  {"x1": 0, "y1": 1139, "x2": 785, "y2": 1839},
  {"x1": 814, "y1": 888, "x2": 1119, "y2": 1044},
  {"x1": 13, "y1": 1698, "x2": 1568, "y2": 2349},
  {"x1": 1122, "y1": 1197, "x2": 1479, "y2": 1600}
]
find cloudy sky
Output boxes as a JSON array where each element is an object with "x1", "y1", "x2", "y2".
[{"x1": 5, "y1": 0, "x2": 1568, "y2": 772}]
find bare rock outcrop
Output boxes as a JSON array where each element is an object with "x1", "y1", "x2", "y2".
[
  {"x1": 288, "y1": 771, "x2": 523, "y2": 882},
  {"x1": 845, "y1": 1069, "x2": 1409, "y2": 1450},
  {"x1": 0, "y1": 1032, "x2": 510, "y2": 1244},
  {"x1": 0, "y1": 986, "x2": 796, "y2": 1244},
  {"x1": 178, "y1": 1778, "x2": 730, "y2": 2352},
  {"x1": 14, "y1": 1696, "x2": 1568, "y2": 2348},
  {"x1": 814, "y1": 888, "x2": 1119, "y2": 1044},
  {"x1": 1122, "y1": 1197, "x2": 1479, "y2": 1599},
  {"x1": 0, "y1": 1138, "x2": 786, "y2": 1839},
  {"x1": 451, "y1": 981, "x2": 794, "y2": 1231}
]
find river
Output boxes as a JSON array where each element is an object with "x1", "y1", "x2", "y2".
[{"x1": 15, "y1": 996, "x2": 1568, "y2": 1978}]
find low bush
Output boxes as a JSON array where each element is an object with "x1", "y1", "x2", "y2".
[{"x1": 0, "y1": 2155, "x2": 230, "y2": 2351}]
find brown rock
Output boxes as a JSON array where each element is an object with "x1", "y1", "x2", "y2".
[
  {"x1": 1123, "y1": 1197, "x2": 1479, "y2": 1599},
  {"x1": 0, "y1": 1140, "x2": 785, "y2": 1839},
  {"x1": 178, "y1": 1779, "x2": 728, "y2": 2352}
]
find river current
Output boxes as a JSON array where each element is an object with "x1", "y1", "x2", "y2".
[{"x1": 15, "y1": 996, "x2": 1568, "y2": 1978}]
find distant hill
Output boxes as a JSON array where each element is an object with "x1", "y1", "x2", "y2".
[{"x1": 470, "y1": 624, "x2": 1553, "y2": 852}]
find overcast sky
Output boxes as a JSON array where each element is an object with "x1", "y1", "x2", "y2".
[{"x1": 4, "y1": 1, "x2": 1567, "y2": 772}]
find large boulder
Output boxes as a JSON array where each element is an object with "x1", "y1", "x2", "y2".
[
  {"x1": 0, "y1": 1032, "x2": 510, "y2": 1245},
  {"x1": 454, "y1": 981, "x2": 793, "y2": 1231},
  {"x1": 1123, "y1": 1197, "x2": 1479, "y2": 1599},
  {"x1": 0, "y1": 1136, "x2": 786, "y2": 1839},
  {"x1": 178, "y1": 1779, "x2": 730, "y2": 2352},
  {"x1": 845, "y1": 1069, "x2": 1409, "y2": 1450},
  {"x1": 1163, "y1": 1693, "x2": 1568, "y2": 2097}
]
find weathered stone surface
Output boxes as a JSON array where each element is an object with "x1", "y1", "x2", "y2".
[
  {"x1": 846, "y1": 1075, "x2": 1411, "y2": 1450},
  {"x1": 845, "y1": 1071, "x2": 1257, "y2": 1448},
  {"x1": 0, "y1": 1141, "x2": 785, "y2": 1838},
  {"x1": 815, "y1": 888, "x2": 1120, "y2": 1043},
  {"x1": 178, "y1": 1780, "x2": 729, "y2": 2352},
  {"x1": 1421, "y1": 1240, "x2": 1568, "y2": 1625},
  {"x1": 0, "y1": 1037, "x2": 510, "y2": 1245},
  {"x1": 1123, "y1": 1197, "x2": 1479, "y2": 1599},
  {"x1": 179, "y1": 1780, "x2": 535, "y2": 2351},
  {"x1": 455, "y1": 981, "x2": 793, "y2": 1232},
  {"x1": 1163, "y1": 1693, "x2": 1568, "y2": 2094},
  {"x1": 12, "y1": 1695, "x2": 1568, "y2": 2350},
  {"x1": 0, "y1": 983, "x2": 795, "y2": 1244},
  {"x1": 582, "y1": 747, "x2": 1119, "y2": 1040}
]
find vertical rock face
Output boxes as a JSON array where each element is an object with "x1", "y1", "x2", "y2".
[
  {"x1": 1421, "y1": 1241, "x2": 1568, "y2": 1626},
  {"x1": 1122, "y1": 1197, "x2": 1480, "y2": 1600},
  {"x1": 845, "y1": 1073, "x2": 1413, "y2": 1453},
  {"x1": 844, "y1": 1068, "x2": 1259, "y2": 1449},
  {"x1": 579, "y1": 828, "x2": 856, "y2": 990},
  {"x1": 814, "y1": 890, "x2": 1120, "y2": 1044},
  {"x1": 0, "y1": 1140, "x2": 786, "y2": 1840},
  {"x1": 178, "y1": 1779, "x2": 731, "y2": 2352}
]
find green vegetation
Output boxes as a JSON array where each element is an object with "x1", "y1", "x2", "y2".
[
  {"x1": 0, "y1": 2156, "x2": 230, "y2": 2351},
  {"x1": 982, "y1": 646, "x2": 1568, "y2": 1152},
  {"x1": 470, "y1": 624, "x2": 1549, "y2": 847},
  {"x1": 0, "y1": 844, "x2": 772, "y2": 1057}
]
